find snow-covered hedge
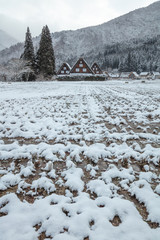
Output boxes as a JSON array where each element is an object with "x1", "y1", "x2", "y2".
[{"x1": 57, "y1": 74, "x2": 107, "y2": 81}]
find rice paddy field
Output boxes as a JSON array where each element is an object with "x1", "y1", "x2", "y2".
[{"x1": 0, "y1": 80, "x2": 160, "y2": 240}]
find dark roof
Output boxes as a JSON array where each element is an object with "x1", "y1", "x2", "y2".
[
  {"x1": 57, "y1": 62, "x2": 71, "y2": 75},
  {"x1": 70, "y1": 58, "x2": 94, "y2": 74},
  {"x1": 91, "y1": 62, "x2": 103, "y2": 74}
]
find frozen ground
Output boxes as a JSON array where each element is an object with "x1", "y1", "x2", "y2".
[{"x1": 0, "y1": 80, "x2": 160, "y2": 240}]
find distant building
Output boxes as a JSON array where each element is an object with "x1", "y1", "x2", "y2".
[
  {"x1": 139, "y1": 72, "x2": 151, "y2": 79},
  {"x1": 70, "y1": 58, "x2": 94, "y2": 75},
  {"x1": 152, "y1": 72, "x2": 160, "y2": 80},
  {"x1": 128, "y1": 72, "x2": 139, "y2": 80},
  {"x1": 91, "y1": 62, "x2": 103, "y2": 75},
  {"x1": 120, "y1": 72, "x2": 130, "y2": 79},
  {"x1": 57, "y1": 63, "x2": 71, "y2": 75},
  {"x1": 108, "y1": 72, "x2": 120, "y2": 80}
]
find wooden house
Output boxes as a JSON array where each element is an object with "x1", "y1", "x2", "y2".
[
  {"x1": 108, "y1": 72, "x2": 120, "y2": 80},
  {"x1": 152, "y1": 72, "x2": 160, "y2": 80},
  {"x1": 120, "y1": 72, "x2": 130, "y2": 79},
  {"x1": 70, "y1": 58, "x2": 94, "y2": 75},
  {"x1": 91, "y1": 62, "x2": 103, "y2": 75},
  {"x1": 57, "y1": 63, "x2": 71, "y2": 75},
  {"x1": 128, "y1": 72, "x2": 139, "y2": 80},
  {"x1": 139, "y1": 72, "x2": 151, "y2": 79}
]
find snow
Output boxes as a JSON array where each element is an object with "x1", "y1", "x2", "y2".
[
  {"x1": 31, "y1": 177, "x2": 56, "y2": 194},
  {"x1": 62, "y1": 167, "x2": 84, "y2": 193},
  {"x1": 0, "y1": 80, "x2": 160, "y2": 240}
]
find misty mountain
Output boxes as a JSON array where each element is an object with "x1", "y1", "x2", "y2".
[
  {"x1": 0, "y1": 1, "x2": 160, "y2": 71},
  {"x1": 0, "y1": 30, "x2": 18, "y2": 51}
]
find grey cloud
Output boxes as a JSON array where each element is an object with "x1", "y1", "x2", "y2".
[{"x1": 0, "y1": 0, "x2": 156, "y2": 40}]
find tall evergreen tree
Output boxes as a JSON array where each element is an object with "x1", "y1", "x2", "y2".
[
  {"x1": 21, "y1": 27, "x2": 35, "y2": 69},
  {"x1": 36, "y1": 25, "x2": 55, "y2": 76}
]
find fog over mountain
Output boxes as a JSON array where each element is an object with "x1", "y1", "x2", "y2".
[{"x1": 0, "y1": 30, "x2": 18, "y2": 51}]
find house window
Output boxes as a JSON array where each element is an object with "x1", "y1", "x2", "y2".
[
  {"x1": 83, "y1": 68, "x2": 87, "y2": 72},
  {"x1": 64, "y1": 67, "x2": 66, "y2": 70},
  {"x1": 66, "y1": 71, "x2": 69, "y2": 74},
  {"x1": 76, "y1": 68, "x2": 80, "y2": 72},
  {"x1": 79, "y1": 64, "x2": 83, "y2": 67},
  {"x1": 61, "y1": 70, "x2": 64, "y2": 74},
  {"x1": 97, "y1": 71, "x2": 99, "y2": 74}
]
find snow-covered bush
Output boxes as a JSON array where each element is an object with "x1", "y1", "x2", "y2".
[{"x1": 0, "y1": 58, "x2": 36, "y2": 82}]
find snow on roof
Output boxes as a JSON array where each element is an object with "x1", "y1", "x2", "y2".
[
  {"x1": 65, "y1": 62, "x2": 71, "y2": 70},
  {"x1": 57, "y1": 62, "x2": 71, "y2": 75},
  {"x1": 109, "y1": 73, "x2": 120, "y2": 78},
  {"x1": 120, "y1": 72, "x2": 130, "y2": 77},
  {"x1": 129, "y1": 72, "x2": 139, "y2": 77},
  {"x1": 152, "y1": 72, "x2": 160, "y2": 76},
  {"x1": 140, "y1": 72, "x2": 150, "y2": 76}
]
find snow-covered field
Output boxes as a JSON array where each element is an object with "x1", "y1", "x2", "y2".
[{"x1": 0, "y1": 80, "x2": 160, "y2": 240}]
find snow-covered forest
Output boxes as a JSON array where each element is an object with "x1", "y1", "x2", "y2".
[{"x1": 101, "y1": 35, "x2": 160, "y2": 72}]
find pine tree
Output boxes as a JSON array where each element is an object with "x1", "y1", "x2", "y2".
[
  {"x1": 21, "y1": 27, "x2": 35, "y2": 69},
  {"x1": 36, "y1": 25, "x2": 55, "y2": 76}
]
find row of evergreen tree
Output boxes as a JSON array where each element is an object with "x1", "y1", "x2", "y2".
[{"x1": 21, "y1": 26, "x2": 56, "y2": 77}]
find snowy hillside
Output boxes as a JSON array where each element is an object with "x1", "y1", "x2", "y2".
[
  {"x1": 52, "y1": 0, "x2": 160, "y2": 66},
  {"x1": 0, "y1": 1, "x2": 160, "y2": 68},
  {"x1": 0, "y1": 30, "x2": 18, "y2": 51}
]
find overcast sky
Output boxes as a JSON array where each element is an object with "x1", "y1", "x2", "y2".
[{"x1": 0, "y1": 0, "x2": 157, "y2": 41}]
